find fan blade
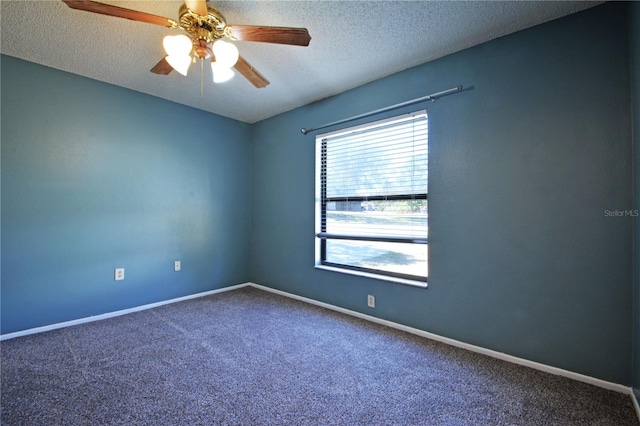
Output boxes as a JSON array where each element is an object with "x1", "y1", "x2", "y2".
[
  {"x1": 62, "y1": 0, "x2": 177, "y2": 27},
  {"x1": 150, "y1": 58, "x2": 174, "y2": 75},
  {"x1": 233, "y1": 56, "x2": 270, "y2": 88},
  {"x1": 184, "y1": 0, "x2": 208, "y2": 16},
  {"x1": 227, "y1": 25, "x2": 311, "y2": 46}
]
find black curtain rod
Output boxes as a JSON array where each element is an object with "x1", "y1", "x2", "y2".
[{"x1": 300, "y1": 85, "x2": 463, "y2": 135}]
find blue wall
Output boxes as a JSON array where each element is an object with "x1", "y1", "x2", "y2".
[
  {"x1": 251, "y1": 3, "x2": 633, "y2": 385},
  {"x1": 1, "y1": 2, "x2": 637, "y2": 390},
  {"x1": 1, "y1": 56, "x2": 252, "y2": 334},
  {"x1": 632, "y1": 0, "x2": 640, "y2": 402}
]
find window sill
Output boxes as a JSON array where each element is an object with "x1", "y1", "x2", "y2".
[{"x1": 315, "y1": 265, "x2": 428, "y2": 289}]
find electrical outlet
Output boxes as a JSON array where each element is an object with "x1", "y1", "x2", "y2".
[
  {"x1": 114, "y1": 268, "x2": 125, "y2": 281},
  {"x1": 367, "y1": 294, "x2": 375, "y2": 308},
  {"x1": 174, "y1": 260, "x2": 181, "y2": 272}
]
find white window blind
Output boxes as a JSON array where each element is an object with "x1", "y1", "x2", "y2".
[
  {"x1": 324, "y1": 115, "x2": 428, "y2": 199},
  {"x1": 317, "y1": 110, "x2": 428, "y2": 281}
]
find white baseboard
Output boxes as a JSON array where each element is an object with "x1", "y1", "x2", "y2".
[
  {"x1": 247, "y1": 282, "x2": 633, "y2": 396},
  {"x1": 1, "y1": 280, "x2": 635, "y2": 403},
  {"x1": 0, "y1": 283, "x2": 249, "y2": 341}
]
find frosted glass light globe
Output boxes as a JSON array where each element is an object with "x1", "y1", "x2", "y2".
[
  {"x1": 166, "y1": 54, "x2": 191, "y2": 76},
  {"x1": 211, "y1": 62, "x2": 235, "y2": 83},
  {"x1": 163, "y1": 34, "x2": 192, "y2": 57},
  {"x1": 212, "y1": 40, "x2": 239, "y2": 68}
]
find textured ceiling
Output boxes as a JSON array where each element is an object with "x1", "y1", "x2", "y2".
[{"x1": 1, "y1": 0, "x2": 602, "y2": 123}]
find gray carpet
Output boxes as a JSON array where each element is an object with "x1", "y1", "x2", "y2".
[{"x1": 1, "y1": 286, "x2": 638, "y2": 425}]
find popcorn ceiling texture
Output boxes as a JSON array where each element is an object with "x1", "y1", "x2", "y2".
[{"x1": 0, "y1": 1, "x2": 600, "y2": 123}]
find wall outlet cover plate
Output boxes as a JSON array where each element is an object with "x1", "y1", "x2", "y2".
[{"x1": 115, "y1": 268, "x2": 125, "y2": 281}]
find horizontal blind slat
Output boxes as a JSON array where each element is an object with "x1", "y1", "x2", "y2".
[{"x1": 320, "y1": 110, "x2": 428, "y2": 237}]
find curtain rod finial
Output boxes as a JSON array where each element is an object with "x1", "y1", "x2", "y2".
[{"x1": 301, "y1": 128, "x2": 309, "y2": 135}]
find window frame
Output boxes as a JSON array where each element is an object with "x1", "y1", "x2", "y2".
[{"x1": 314, "y1": 110, "x2": 428, "y2": 287}]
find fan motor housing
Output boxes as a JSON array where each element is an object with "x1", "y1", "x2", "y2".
[{"x1": 178, "y1": 4, "x2": 227, "y2": 42}]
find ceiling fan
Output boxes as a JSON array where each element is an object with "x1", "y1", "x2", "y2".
[{"x1": 61, "y1": 0, "x2": 312, "y2": 88}]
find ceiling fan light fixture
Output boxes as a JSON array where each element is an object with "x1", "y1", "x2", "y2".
[
  {"x1": 166, "y1": 54, "x2": 191, "y2": 76},
  {"x1": 61, "y1": 0, "x2": 309, "y2": 89},
  {"x1": 163, "y1": 34, "x2": 193, "y2": 57},
  {"x1": 212, "y1": 39, "x2": 239, "y2": 68},
  {"x1": 211, "y1": 62, "x2": 235, "y2": 83}
]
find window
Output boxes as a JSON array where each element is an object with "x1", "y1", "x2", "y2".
[{"x1": 315, "y1": 110, "x2": 428, "y2": 284}]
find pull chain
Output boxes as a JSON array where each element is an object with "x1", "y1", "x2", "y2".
[{"x1": 200, "y1": 57, "x2": 204, "y2": 99}]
